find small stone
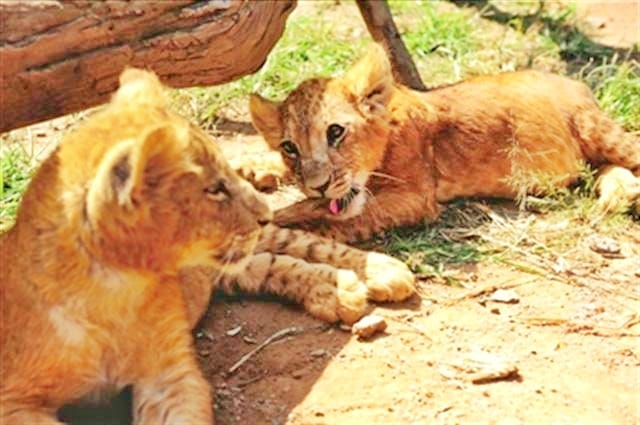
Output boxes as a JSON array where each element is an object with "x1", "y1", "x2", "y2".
[
  {"x1": 196, "y1": 329, "x2": 215, "y2": 341},
  {"x1": 352, "y1": 315, "x2": 387, "y2": 339},
  {"x1": 490, "y1": 289, "x2": 520, "y2": 304},
  {"x1": 310, "y1": 349, "x2": 327, "y2": 358},
  {"x1": 226, "y1": 325, "x2": 242, "y2": 336},
  {"x1": 590, "y1": 237, "x2": 621, "y2": 256},
  {"x1": 217, "y1": 389, "x2": 231, "y2": 397},
  {"x1": 552, "y1": 256, "x2": 568, "y2": 274},
  {"x1": 242, "y1": 336, "x2": 257, "y2": 344},
  {"x1": 292, "y1": 369, "x2": 304, "y2": 379}
]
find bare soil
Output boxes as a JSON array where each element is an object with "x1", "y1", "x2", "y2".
[{"x1": 572, "y1": 1, "x2": 639, "y2": 48}]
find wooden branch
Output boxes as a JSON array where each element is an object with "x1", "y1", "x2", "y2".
[
  {"x1": 0, "y1": 0, "x2": 296, "y2": 132},
  {"x1": 356, "y1": 0, "x2": 426, "y2": 91}
]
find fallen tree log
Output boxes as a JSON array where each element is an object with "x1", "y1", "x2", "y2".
[{"x1": 0, "y1": 0, "x2": 296, "y2": 133}]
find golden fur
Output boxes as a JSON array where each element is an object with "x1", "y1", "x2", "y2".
[
  {"x1": 250, "y1": 45, "x2": 640, "y2": 242},
  {"x1": 0, "y1": 68, "x2": 414, "y2": 424}
]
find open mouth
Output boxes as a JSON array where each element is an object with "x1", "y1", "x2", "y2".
[{"x1": 328, "y1": 188, "x2": 360, "y2": 215}]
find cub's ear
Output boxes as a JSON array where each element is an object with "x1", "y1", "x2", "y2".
[
  {"x1": 86, "y1": 123, "x2": 188, "y2": 221},
  {"x1": 249, "y1": 94, "x2": 283, "y2": 147},
  {"x1": 343, "y1": 44, "x2": 394, "y2": 116},
  {"x1": 112, "y1": 67, "x2": 166, "y2": 107}
]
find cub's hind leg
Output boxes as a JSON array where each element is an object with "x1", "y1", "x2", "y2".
[{"x1": 596, "y1": 165, "x2": 640, "y2": 214}]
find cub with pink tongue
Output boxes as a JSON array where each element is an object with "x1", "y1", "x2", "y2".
[
  {"x1": 329, "y1": 199, "x2": 341, "y2": 215},
  {"x1": 328, "y1": 188, "x2": 360, "y2": 216}
]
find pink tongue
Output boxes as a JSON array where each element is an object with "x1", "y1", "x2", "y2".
[{"x1": 329, "y1": 199, "x2": 340, "y2": 215}]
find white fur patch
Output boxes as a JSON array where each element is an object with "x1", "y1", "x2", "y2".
[{"x1": 49, "y1": 305, "x2": 87, "y2": 346}]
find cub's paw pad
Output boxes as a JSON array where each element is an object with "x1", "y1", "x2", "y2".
[
  {"x1": 363, "y1": 252, "x2": 415, "y2": 303},
  {"x1": 303, "y1": 270, "x2": 367, "y2": 325}
]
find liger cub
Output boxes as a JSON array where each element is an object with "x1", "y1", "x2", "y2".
[
  {"x1": 0, "y1": 69, "x2": 414, "y2": 424},
  {"x1": 249, "y1": 44, "x2": 640, "y2": 243}
]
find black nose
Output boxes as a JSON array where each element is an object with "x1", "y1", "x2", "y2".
[{"x1": 311, "y1": 178, "x2": 331, "y2": 195}]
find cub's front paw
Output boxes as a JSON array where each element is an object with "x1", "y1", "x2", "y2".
[
  {"x1": 233, "y1": 151, "x2": 289, "y2": 192},
  {"x1": 362, "y1": 252, "x2": 415, "y2": 303},
  {"x1": 303, "y1": 269, "x2": 368, "y2": 325}
]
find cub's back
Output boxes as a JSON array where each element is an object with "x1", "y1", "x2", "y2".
[{"x1": 423, "y1": 71, "x2": 598, "y2": 200}]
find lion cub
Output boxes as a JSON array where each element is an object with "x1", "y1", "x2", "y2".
[
  {"x1": 250, "y1": 45, "x2": 640, "y2": 242},
  {"x1": 1, "y1": 68, "x2": 414, "y2": 424}
]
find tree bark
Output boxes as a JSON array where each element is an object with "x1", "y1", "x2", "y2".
[
  {"x1": 356, "y1": 0, "x2": 426, "y2": 91},
  {"x1": 0, "y1": 0, "x2": 296, "y2": 133}
]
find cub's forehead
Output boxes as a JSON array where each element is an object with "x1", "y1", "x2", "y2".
[
  {"x1": 281, "y1": 79, "x2": 328, "y2": 124},
  {"x1": 280, "y1": 78, "x2": 354, "y2": 139}
]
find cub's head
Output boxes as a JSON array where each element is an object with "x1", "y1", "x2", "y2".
[
  {"x1": 250, "y1": 45, "x2": 394, "y2": 220},
  {"x1": 59, "y1": 69, "x2": 271, "y2": 273}
]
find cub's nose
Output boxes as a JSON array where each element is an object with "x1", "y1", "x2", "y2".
[
  {"x1": 254, "y1": 200, "x2": 273, "y2": 226},
  {"x1": 311, "y1": 178, "x2": 331, "y2": 196}
]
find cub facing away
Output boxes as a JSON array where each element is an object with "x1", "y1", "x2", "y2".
[
  {"x1": 250, "y1": 45, "x2": 640, "y2": 243},
  {"x1": 0, "y1": 69, "x2": 415, "y2": 424}
]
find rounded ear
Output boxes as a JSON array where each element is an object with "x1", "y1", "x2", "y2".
[
  {"x1": 343, "y1": 44, "x2": 394, "y2": 116},
  {"x1": 249, "y1": 94, "x2": 283, "y2": 147},
  {"x1": 86, "y1": 123, "x2": 188, "y2": 223},
  {"x1": 112, "y1": 67, "x2": 166, "y2": 107}
]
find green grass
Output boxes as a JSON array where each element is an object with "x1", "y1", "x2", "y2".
[
  {"x1": 0, "y1": 142, "x2": 36, "y2": 231},
  {"x1": 585, "y1": 62, "x2": 640, "y2": 131},
  {"x1": 382, "y1": 203, "x2": 487, "y2": 278},
  {"x1": 175, "y1": 14, "x2": 365, "y2": 124}
]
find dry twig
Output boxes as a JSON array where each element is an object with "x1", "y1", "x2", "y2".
[{"x1": 228, "y1": 326, "x2": 303, "y2": 375}]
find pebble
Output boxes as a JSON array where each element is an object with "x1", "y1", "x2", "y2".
[
  {"x1": 226, "y1": 325, "x2": 242, "y2": 336},
  {"x1": 590, "y1": 237, "x2": 621, "y2": 256},
  {"x1": 490, "y1": 289, "x2": 520, "y2": 304},
  {"x1": 352, "y1": 315, "x2": 387, "y2": 339}
]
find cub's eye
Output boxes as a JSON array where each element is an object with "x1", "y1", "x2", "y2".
[
  {"x1": 327, "y1": 124, "x2": 346, "y2": 147},
  {"x1": 279, "y1": 140, "x2": 299, "y2": 158},
  {"x1": 204, "y1": 181, "x2": 230, "y2": 201}
]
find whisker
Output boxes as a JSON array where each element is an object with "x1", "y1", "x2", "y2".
[
  {"x1": 362, "y1": 188, "x2": 384, "y2": 223},
  {"x1": 212, "y1": 240, "x2": 238, "y2": 292},
  {"x1": 369, "y1": 171, "x2": 406, "y2": 184}
]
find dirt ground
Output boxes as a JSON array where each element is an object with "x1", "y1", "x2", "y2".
[
  {"x1": 33, "y1": 1, "x2": 638, "y2": 424},
  {"x1": 572, "y1": 1, "x2": 639, "y2": 48}
]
